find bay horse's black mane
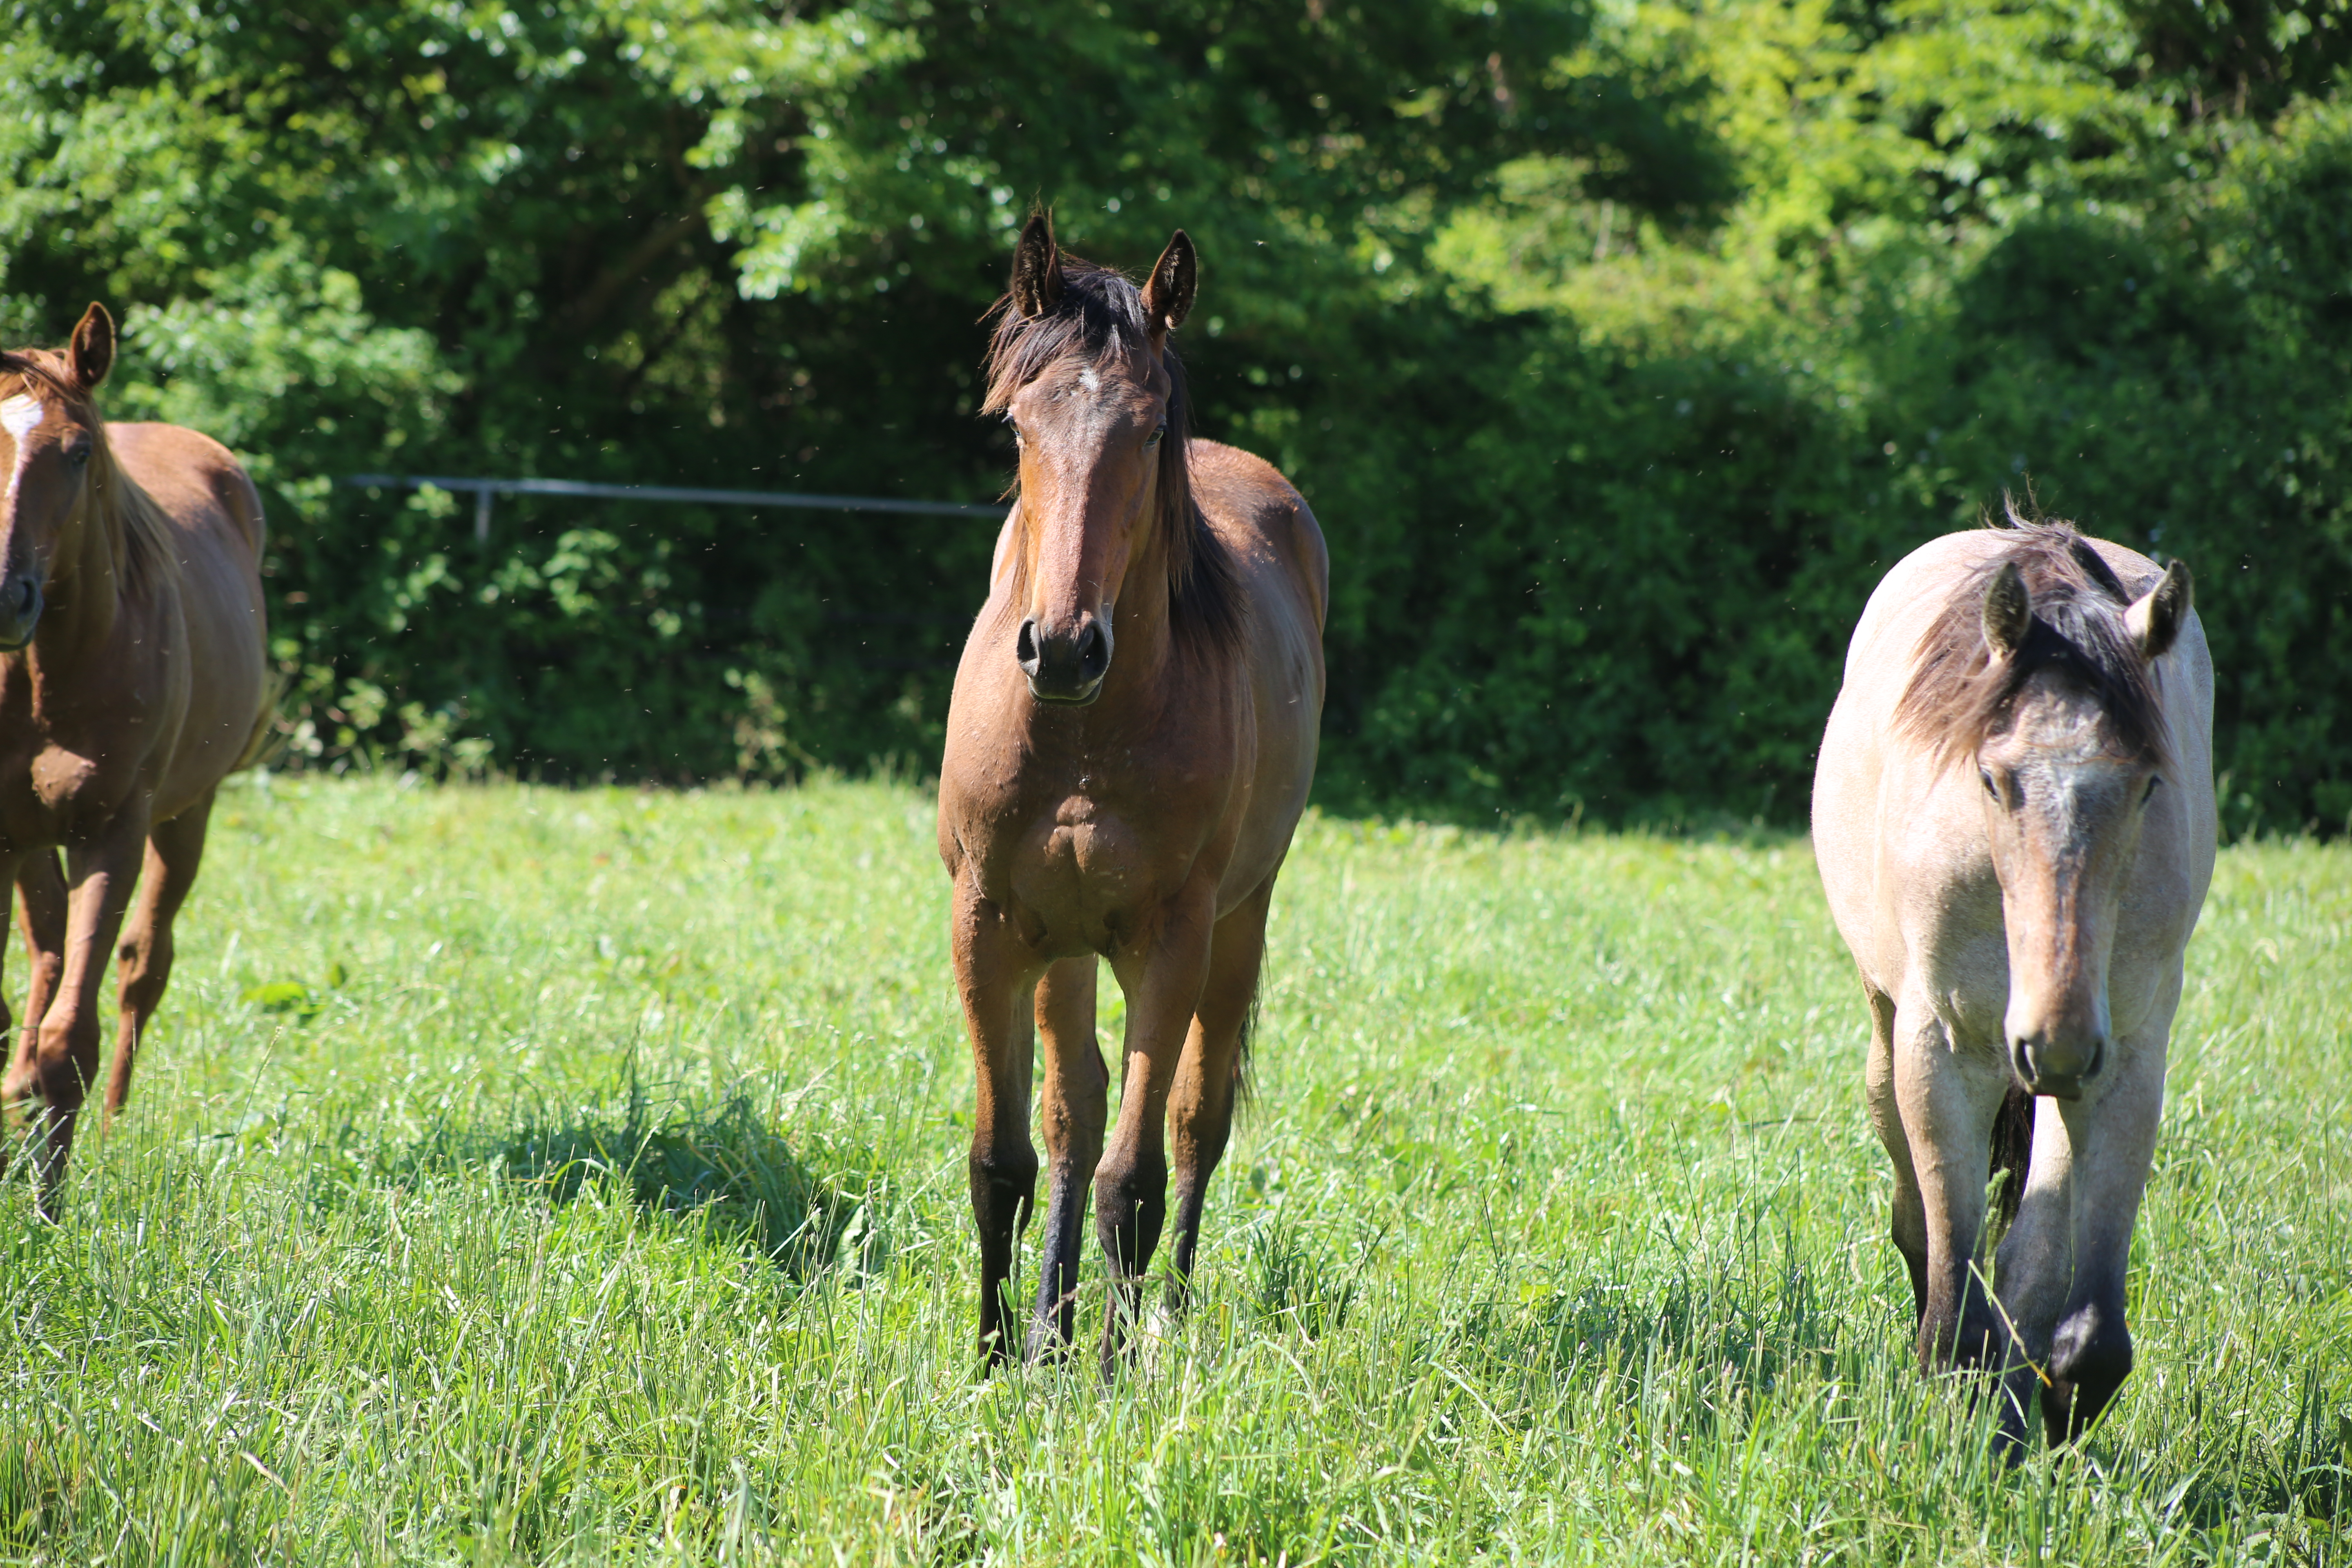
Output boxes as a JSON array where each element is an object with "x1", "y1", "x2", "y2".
[
  {"x1": 982, "y1": 254, "x2": 1244, "y2": 655},
  {"x1": 1896, "y1": 510, "x2": 2170, "y2": 769}
]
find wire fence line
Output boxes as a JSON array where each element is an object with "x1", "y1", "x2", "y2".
[{"x1": 342, "y1": 472, "x2": 1008, "y2": 542}]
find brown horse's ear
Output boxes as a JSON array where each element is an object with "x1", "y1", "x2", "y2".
[
  {"x1": 1010, "y1": 212, "x2": 1063, "y2": 320},
  {"x1": 1982, "y1": 560, "x2": 2031, "y2": 659},
  {"x1": 1141, "y1": 229, "x2": 1197, "y2": 343},
  {"x1": 68, "y1": 302, "x2": 115, "y2": 392},
  {"x1": 2126, "y1": 559, "x2": 2191, "y2": 660}
]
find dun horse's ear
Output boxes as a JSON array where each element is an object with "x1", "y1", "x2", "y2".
[
  {"x1": 1141, "y1": 229, "x2": 1197, "y2": 342},
  {"x1": 1982, "y1": 560, "x2": 2031, "y2": 659},
  {"x1": 1011, "y1": 212, "x2": 1064, "y2": 320},
  {"x1": 68, "y1": 302, "x2": 115, "y2": 392},
  {"x1": 2127, "y1": 559, "x2": 2192, "y2": 661}
]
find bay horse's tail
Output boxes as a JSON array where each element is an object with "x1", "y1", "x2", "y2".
[
  {"x1": 1989, "y1": 1085, "x2": 2034, "y2": 1228},
  {"x1": 232, "y1": 668, "x2": 288, "y2": 773}
]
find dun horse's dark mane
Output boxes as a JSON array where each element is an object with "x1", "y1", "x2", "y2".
[
  {"x1": 0, "y1": 350, "x2": 172, "y2": 598},
  {"x1": 981, "y1": 255, "x2": 1245, "y2": 656},
  {"x1": 1895, "y1": 511, "x2": 2170, "y2": 770}
]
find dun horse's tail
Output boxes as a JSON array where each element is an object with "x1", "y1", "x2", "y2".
[
  {"x1": 1989, "y1": 1085, "x2": 2034, "y2": 1228},
  {"x1": 232, "y1": 669, "x2": 289, "y2": 773}
]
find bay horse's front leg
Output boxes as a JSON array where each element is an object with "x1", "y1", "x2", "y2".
[
  {"x1": 1165, "y1": 874, "x2": 1278, "y2": 1314},
  {"x1": 1027, "y1": 956, "x2": 1107, "y2": 1361},
  {"x1": 0, "y1": 853, "x2": 67, "y2": 1167},
  {"x1": 951, "y1": 881, "x2": 1042, "y2": 1368},
  {"x1": 30, "y1": 821, "x2": 149, "y2": 1217},
  {"x1": 1096, "y1": 878, "x2": 1218, "y2": 1376}
]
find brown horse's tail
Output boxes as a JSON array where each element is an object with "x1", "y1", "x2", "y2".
[
  {"x1": 1989, "y1": 1085, "x2": 2034, "y2": 1229},
  {"x1": 232, "y1": 668, "x2": 289, "y2": 773}
]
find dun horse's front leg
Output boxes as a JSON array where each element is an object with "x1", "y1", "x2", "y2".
[
  {"x1": 1096, "y1": 880, "x2": 1217, "y2": 1376},
  {"x1": 1892, "y1": 1002, "x2": 2014, "y2": 1376},
  {"x1": 951, "y1": 882, "x2": 1041, "y2": 1368}
]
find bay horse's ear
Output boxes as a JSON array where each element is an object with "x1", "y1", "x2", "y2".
[
  {"x1": 1982, "y1": 560, "x2": 2031, "y2": 660},
  {"x1": 2126, "y1": 559, "x2": 2192, "y2": 661},
  {"x1": 1141, "y1": 229, "x2": 1197, "y2": 344},
  {"x1": 68, "y1": 302, "x2": 115, "y2": 392},
  {"x1": 1011, "y1": 212, "x2": 1063, "y2": 320}
]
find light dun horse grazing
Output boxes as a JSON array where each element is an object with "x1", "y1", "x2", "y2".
[
  {"x1": 1813, "y1": 514, "x2": 2214, "y2": 1450},
  {"x1": 0, "y1": 305, "x2": 272, "y2": 1214},
  {"x1": 938, "y1": 216, "x2": 1327, "y2": 1371}
]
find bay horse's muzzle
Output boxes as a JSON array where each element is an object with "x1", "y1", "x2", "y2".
[
  {"x1": 0, "y1": 573, "x2": 42, "y2": 650},
  {"x1": 2010, "y1": 1031, "x2": 2105, "y2": 1101},
  {"x1": 1017, "y1": 613, "x2": 1111, "y2": 705}
]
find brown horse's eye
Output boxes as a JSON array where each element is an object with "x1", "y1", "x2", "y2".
[
  {"x1": 66, "y1": 439, "x2": 92, "y2": 468},
  {"x1": 1145, "y1": 422, "x2": 1166, "y2": 449}
]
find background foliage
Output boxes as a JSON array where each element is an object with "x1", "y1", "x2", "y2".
[{"x1": 2, "y1": 0, "x2": 2347, "y2": 830}]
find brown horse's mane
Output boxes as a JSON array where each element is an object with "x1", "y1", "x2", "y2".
[
  {"x1": 1895, "y1": 510, "x2": 2170, "y2": 771},
  {"x1": 981, "y1": 255, "x2": 1245, "y2": 656},
  {"x1": 0, "y1": 349, "x2": 174, "y2": 598}
]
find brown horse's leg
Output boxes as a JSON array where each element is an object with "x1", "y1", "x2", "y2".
[
  {"x1": 108, "y1": 793, "x2": 215, "y2": 1119},
  {"x1": 29, "y1": 821, "x2": 147, "y2": 1218},
  {"x1": 1025, "y1": 956, "x2": 1107, "y2": 1361},
  {"x1": 1163, "y1": 875, "x2": 1276, "y2": 1314},
  {"x1": 952, "y1": 882, "x2": 1042, "y2": 1368},
  {"x1": 1863, "y1": 986, "x2": 1930, "y2": 1323},
  {"x1": 1095, "y1": 878, "x2": 1217, "y2": 1376}
]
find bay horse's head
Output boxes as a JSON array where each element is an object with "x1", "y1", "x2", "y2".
[
  {"x1": 982, "y1": 213, "x2": 1208, "y2": 706},
  {"x1": 1900, "y1": 519, "x2": 2193, "y2": 1100},
  {"x1": 0, "y1": 303, "x2": 116, "y2": 649}
]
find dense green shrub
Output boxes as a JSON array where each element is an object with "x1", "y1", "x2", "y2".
[{"x1": 1, "y1": 0, "x2": 2344, "y2": 831}]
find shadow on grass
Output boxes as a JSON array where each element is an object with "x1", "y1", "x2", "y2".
[{"x1": 400, "y1": 1080, "x2": 882, "y2": 1281}]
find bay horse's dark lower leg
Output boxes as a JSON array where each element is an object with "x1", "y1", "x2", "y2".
[
  {"x1": 1027, "y1": 957, "x2": 1107, "y2": 1361},
  {"x1": 1095, "y1": 883, "x2": 1216, "y2": 1376},
  {"x1": 31, "y1": 825, "x2": 146, "y2": 1217},
  {"x1": 952, "y1": 894, "x2": 1040, "y2": 1367},
  {"x1": 1164, "y1": 877, "x2": 1275, "y2": 1312},
  {"x1": 108, "y1": 794, "x2": 214, "y2": 1119}
]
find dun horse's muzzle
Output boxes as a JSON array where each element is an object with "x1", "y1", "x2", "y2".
[
  {"x1": 2010, "y1": 1032, "x2": 2105, "y2": 1101},
  {"x1": 1017, "y1": 614, "x2": 1111, "y2": 705},
  {"x1": 0, "y1": 573, "x2": 42, "y2": 650}
]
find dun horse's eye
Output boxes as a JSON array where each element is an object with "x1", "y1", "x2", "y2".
[
  {"x1": 1979, "y1": 768, "x2": 1999, "y2": 801},
  {"x1": 2142, "y1": 776, "x2": 2161, "y2": 805}
]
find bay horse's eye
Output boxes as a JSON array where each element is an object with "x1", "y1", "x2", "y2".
[
  {"x1": 1145, "y1": 422, "x2": 1167, "y2": 449},
  {"x1": 66, "y1": 439, "x2": 91, "y2": 469}
]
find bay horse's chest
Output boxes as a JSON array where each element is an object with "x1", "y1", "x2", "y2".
[{"x1": 0, "y1": 646, "x2": 174, "y2": 851}]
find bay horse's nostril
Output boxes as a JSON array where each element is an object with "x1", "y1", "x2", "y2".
[
  {"x1": 1074, "y1": 621, "x2": 1108, "y2": 682},
  {"x1": 1016, "y1": 617, "x2": 1042, "y2": 677}
]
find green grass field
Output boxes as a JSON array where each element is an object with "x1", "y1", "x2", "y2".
[{"x1": 0, "y1": 777, "x2": 2344, "y2": 1565}]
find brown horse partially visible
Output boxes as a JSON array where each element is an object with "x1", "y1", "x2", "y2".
[
  {"x1": 1813, "y1": 514, "x2": 2214, "y2": 1452},
  {"x1": 0, "y1": 305, "x2": 272, "y2": 1214},
  {"x1": 938, "y1": 216, "x2": 1327, "y2": 1371}
]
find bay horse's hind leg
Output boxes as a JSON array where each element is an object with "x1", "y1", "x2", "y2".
[
  {"x1": 1164, "y1": 874, "x2": 1277, "y2": 1316},
  {"x1": 108, "y1": 792, "x2": 216, "y2": 1118},
  {"x1": 1026, "y1": 957, "x2": 1109, "y2": 1361},
  {"x1": 1863, "y1": 986, "x2": 1930, "y2": 1323}
]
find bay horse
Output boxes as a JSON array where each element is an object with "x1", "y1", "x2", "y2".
[
  {"x1": 0, "y1": 304, "x2": 272, "y2": 1215},
  {"x1": 1812, "y1": 513, "x2": 2214, "y2": 1451},
  {"x1": 938, "y1": 215, "x2": 1328, "y2": 1372}
]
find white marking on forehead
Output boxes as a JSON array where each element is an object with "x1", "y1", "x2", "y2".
[
  {"x1": 1078, "y1": 367, "x2": 1100, "y2": 392},
  {"x1": 0, "y1": 394, "x2": 41, "y2": 443}
]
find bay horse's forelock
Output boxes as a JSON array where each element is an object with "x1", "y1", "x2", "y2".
[{"x1": 980, "y1": 258, "x2": 1244, "y2": 656}]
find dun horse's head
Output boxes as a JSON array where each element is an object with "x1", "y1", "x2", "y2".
[
  {"x1": 1931, "y1": 528, "x2": 2193, "y2": 1099},
  {"x1": 0, "y1": 303, "x2": 116, "y2": 649},
  {"x1": 984, "y1": 213, "x2": 1198, "y2": 706}
]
